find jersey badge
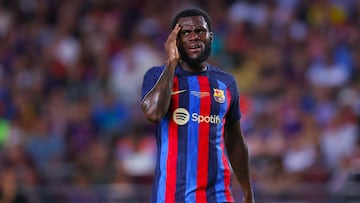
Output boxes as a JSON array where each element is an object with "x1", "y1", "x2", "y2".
[{"x1": 213, "y1": 88, "x2": 225, "y2": 103}]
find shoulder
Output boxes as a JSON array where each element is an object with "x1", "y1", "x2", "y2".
[
  {"x1": 207, "y1": 64, "x2": 237, "y2": 85},
  {"x1": 145, "y1": 65, "x2": 165, "y2": 75},
  {"x1": 143, "y1": 65, "x2": 166, "y2": 79}
]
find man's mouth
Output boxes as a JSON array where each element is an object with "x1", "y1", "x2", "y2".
[
  {"x1": 189, "y1": 44, "x2": 201, "y2": 49},
  {"x1": 188, "y1": 44, "x2": 202, "y2": 52}
]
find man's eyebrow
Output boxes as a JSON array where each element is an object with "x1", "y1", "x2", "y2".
[
  {"x1": 180, "y1": 24, "x2": 194, "y2": 27},
  {"x1": 180, "y1": 24, "x2": 207, "y2": 29}
]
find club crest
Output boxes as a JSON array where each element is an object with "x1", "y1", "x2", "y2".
[{"x1": 213, "y1": 88, "x2": 225, "y2": 103}]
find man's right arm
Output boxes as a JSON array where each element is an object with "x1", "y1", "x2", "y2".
[
  {"x1": 141, "y1": 61, "x2": 177, "y2": 122},
  {"x1": 141, "y1": 24, "x2": 181, "y2": 123}
]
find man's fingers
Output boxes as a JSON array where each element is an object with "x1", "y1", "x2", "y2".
[
  {"x1": 164, "y1": 23, "x2": 181, "y2": 63},
  {"x1": 172, "y1": 23, "x2": 181, "y2": 36},
  {"x1": 166, "y1": 23, "x2": 181, "y2": 43}
]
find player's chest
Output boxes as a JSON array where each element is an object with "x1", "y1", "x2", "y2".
[{"x1": 170, "y1": 76, "x2": 227, "y2": 108}]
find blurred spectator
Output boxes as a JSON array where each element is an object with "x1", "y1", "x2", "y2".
[
  {"x1": 109, "y1": 18, "x2": 164, "y2": 105},
  {"x1": 307, "y1": 49, "x2": 350, "y2": 88},
  {"x1": 0, "y1": 166, "x2": 28, "y2": 203},
  {"x1": 283, "y1": 134, "x2": 317, "y2": 173},
  {"x1": 320, "y1": 106, "x2": 358, "y2": 169},
  {"x1": 91, "y1": 90, "x2": 130, "y2": 139},
  {"x1": 24, "y1": 113, "x2": 65, "y2": 180}
]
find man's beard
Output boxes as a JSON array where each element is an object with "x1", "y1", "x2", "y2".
[{"x1": 179, "y1": 43, "x2": 211, "y2": 66}]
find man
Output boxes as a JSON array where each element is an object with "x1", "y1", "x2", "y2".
[{"x1": 141, "y1": 8, "x2": 255, "y2": 203}]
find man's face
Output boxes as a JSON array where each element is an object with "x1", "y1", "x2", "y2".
[{"x1": 177, "y1": 16, "x2": 212, "y2": 65}]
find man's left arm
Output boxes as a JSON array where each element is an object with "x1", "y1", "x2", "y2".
[{"x1": 224, "y1": 121, "x2": 255, "y2": 203}]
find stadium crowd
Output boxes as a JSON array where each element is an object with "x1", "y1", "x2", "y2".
[{"x1": 0, "y1": 0, "x2": 359, "y2": 202}]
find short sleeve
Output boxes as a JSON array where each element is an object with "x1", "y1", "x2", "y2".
[
  {"x1": 141, "y1": 66, "x2": 165, "y2": 101},
  {"x1": 225, "y1": 76, "x2": 241, "y2": 123}
]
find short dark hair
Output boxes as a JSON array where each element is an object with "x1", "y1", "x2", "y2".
[{"x1": 171, "y1": 8, "x2": 212, "y2": 32}]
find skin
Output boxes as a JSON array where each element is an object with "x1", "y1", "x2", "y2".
[
  {"x1": 141, "y1": 15, "x2": 254, "y2": 203},
  {"x1": 225, "y1": 121, "x2": 255, "y2": 203}
]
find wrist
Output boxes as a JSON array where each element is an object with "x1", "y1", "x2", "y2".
[
  {"x1": 242, "y1": 185, "x2": 254, "y2": 196},
  {"x1": 242, "y1": 189, "x2": 255, "y2": 203},
  {"x1": 166, "y1": 59, "x2": 179, "y2": 68}
]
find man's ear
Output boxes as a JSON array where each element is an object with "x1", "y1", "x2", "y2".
[{"x1": 209, "y1": 32, "x2": 214, "y2": 44}]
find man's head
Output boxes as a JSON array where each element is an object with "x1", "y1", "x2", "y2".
[
  {"x1": 171, "y1": 8, "x2": 213, "y2": 68},
  {"x1": 171, "y1": 8, "x2": 212, "y2": 32}
]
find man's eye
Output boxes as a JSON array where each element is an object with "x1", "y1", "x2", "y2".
[
  {"x1": 181, "y1": 31, "x2": 191, "y2": 35},
  {"x1": 198, "y1": 30, "x2": 206, "y2": 34},
  {"x1": 180, "y1": 29, "x2": 207, "y2": 37}
]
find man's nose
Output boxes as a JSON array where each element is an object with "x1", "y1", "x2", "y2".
[{"x1": 188, "y1": 31, "x2": 200, "y2": 40}]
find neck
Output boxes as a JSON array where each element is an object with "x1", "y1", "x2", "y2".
[{"x1": 180, "y1": 61, "x2": 207, "y2": 72}]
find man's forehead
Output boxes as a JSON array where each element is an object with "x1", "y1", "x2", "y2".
[{"x1": 178, "y1": 16, "x2": 208, "y2": 28}]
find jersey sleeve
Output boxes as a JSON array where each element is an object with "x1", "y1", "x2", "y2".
[
  {"x1": 225, "y1": 75, "x2": 241, "y2": 123},
  {"x1": 141, "y1": 66, "x2": 165, "y2": 101}
]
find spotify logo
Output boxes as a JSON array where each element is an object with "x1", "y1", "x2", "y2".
[{"x1": 173, "y1": 108, "x2": 190, "y2": 125}]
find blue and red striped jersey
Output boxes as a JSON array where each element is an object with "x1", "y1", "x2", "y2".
[{"x1": 141, "y1": 64, "x2": 241, "y2": 203}]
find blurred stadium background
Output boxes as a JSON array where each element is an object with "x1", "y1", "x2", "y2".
[{"x1": 0, "y1": 0, "x2": 359, "y2": 202}]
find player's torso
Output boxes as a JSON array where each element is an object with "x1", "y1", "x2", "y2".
[
  {"x1": 153, "y1": 71, "x2": 235, "y2": 202},
  {"x1": 168, "y1": 73, "x2": 229, "y2": 131}
]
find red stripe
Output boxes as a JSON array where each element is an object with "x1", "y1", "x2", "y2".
[
  {"x1": 196, "y1": 76, "x2": 210, "y2": 203},
  {"x1": 222, "y1": 88, "x2": 233, "y2": 202},
  {"x1": 221, "y1": 133, "x2": 233, "y2": 202},
  {"x1": 165, "y1": 77, "x2": 179, "y2": 203}
]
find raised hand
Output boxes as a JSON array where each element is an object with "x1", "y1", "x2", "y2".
[{"x1": 164, "y1": 23, "x2": 181, "y2": 65}]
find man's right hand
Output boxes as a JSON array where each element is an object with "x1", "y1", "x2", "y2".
[
  {"x1": 243, "y1": 191, "x2": 255, "y2": 203},
  {"x1": 164, "y1": 23, "x2": 181, "y2": 65}
]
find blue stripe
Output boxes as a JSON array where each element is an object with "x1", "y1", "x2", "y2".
[
  {"x1": 215, "y1": 80, "x2": 228, "y2": 202},
  {"x1": 157, "y1": 118, "x2": 169, "y2": 202},
  {"x1": 151, "y1": 126, "x2": 161, "y2": 203},
  {"x1": 185, "y1": 76, "x2": 200, "y2": 202},
  {"x1": 175, "y1": 77, "x2": 189, "y2": 202}
]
